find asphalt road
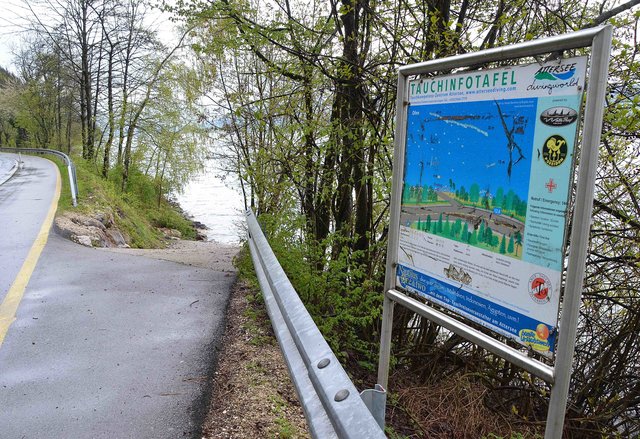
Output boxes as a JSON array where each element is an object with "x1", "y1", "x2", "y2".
[
  {"x1": 0, "y1": 154, "x2": 55, "y2": 300},
  {"x1": 0, "y1": 153, "x2": 235, "y2": 438}
]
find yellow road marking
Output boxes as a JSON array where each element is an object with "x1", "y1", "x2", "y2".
[{"x1": 0, "y1": 161, "x2": 61, "y2": 348}]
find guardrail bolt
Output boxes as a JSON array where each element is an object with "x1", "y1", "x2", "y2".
[
  {"x1": 317, "y1": 358, "x2": 330, "y2": 369},
  {"x1": 334, "y1": 389, "x2": 349, "y2": 402}
]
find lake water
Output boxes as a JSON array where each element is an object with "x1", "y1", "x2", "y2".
[{"x1": 174, "y1": 161, "x2": 246, "y2": 244}]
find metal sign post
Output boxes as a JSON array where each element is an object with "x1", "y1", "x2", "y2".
[{"x1": 377, "y1": 26, "x2": 612, "y2": 438}]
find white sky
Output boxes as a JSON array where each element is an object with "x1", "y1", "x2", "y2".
[
  {"x1": 0, "y1": 0, "x2": 31, "y2": 71},
  {"x1": 0, "y1": 0, "x2": 177, "y2": 73}
]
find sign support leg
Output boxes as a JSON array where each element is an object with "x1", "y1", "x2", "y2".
[
  {"x1": 377, "y1": 294, "x2": 395, "y2": 392},
  {"x1": 544, "y1": 25, "x2": 612, "y2": 439}
]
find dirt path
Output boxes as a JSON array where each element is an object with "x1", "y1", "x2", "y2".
[
  {"x1": 201, "y1": 280, "x2": 310, "y2": 438},
  {"x1": 101, "y1": 239, "x2": 238, "y2": 272}
]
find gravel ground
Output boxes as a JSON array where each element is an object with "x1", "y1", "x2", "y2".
[{"x1": 101, "y1": 239, "x2": 238, "y2": 272}]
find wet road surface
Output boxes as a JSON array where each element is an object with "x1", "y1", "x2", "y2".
[
  {"x1": 0, "y1": 154, "x2": 56, "y2": 303},
  {"x1": 0, "y1": 154, "x2": 235, "y2": 438}
]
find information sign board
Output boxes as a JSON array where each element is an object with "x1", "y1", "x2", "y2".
[{"x1": 395, "y1": 57, "x2": 587, "y2": 355}]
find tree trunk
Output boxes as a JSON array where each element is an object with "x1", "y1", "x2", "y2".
[{"x1": 103, "y1": 44, "x2": 116, "y2": 178}]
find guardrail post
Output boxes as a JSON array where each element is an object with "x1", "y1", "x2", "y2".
[
  {"x1": 360, "y1": 384, "x2": 386, "y2": 429},
  {"x1": 66, "y1": 160, "x2": 78, "y2": 206}
]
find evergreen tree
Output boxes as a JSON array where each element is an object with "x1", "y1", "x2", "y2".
[
  {"x1": 478, "y1": 221, "x2": 486, "y2": 243},
  {"x1": 514, "y1": 230, "x2": 523, "y2": 256},
  {"x1": 443, "y1": 215, "x2": 451, "y2": 236},
  {"x1": 486, "y1": 227, "x2": 493, "y2": 246},
  {"x1": 469, "y1": 183, "x2": 480, "y2": 203},
  {"x1": 494, "y1": 187, "x2": 504, "y2": 208},
  {"x1": 470, "y1": 230, "x2": 478, "y2": 245}
]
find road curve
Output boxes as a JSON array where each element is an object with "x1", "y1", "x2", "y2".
[
  {"x1": 0, "y1": 154, "x2": 236, "y2": 438},
  {"x1": 0, "y1": 154, "x2": 58, "y2": 310}
]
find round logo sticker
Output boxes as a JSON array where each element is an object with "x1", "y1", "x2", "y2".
[
  {"x1": 540, "y1": 107, "x2": 578, "y2": 126},
  {"x1": 542, "y1": 134, "x2": 567, "y2": 167},
  {"x1": 535, "y1": 323, "x2": 550, "y2": 341},
  {"x1": 528, "y1": 273, "x2": 552, "y2": 304}
]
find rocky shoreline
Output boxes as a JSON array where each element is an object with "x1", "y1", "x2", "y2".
[
  {"x1": 54, "y1": 211, "x2": 129, "y2": 248},
  {"x1": 53, "y1": 207, "x2": 209, "y2": 249}
]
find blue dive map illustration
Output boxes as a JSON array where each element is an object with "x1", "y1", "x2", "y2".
[
  {"x1": 404, "y1": 98, "x2": 537, "y2": 201},
  {"x1": 402, "y1": 97, "x2": 539, "y2": 260}
]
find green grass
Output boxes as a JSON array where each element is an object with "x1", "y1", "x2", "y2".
[
  {"x1": 269, "y1": 395, "x2": 296, "y2": 439},
  {"x1": 273, "y1": 416, "x2": 295, "y2": 439},
  {"x1": 242, "y1": 296, "x2": 273, "y2": 347},
  {"x1": 384, "y1": 426, "x2": 411, "y2": 439},
  {"x1": 48, "y1": 154, "x2": 196, "y2": 248}
]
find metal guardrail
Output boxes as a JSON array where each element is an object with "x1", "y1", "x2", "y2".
[
  {"x1": 246, "y1": 209, "x2": 387, "y2": 438},
  {"x1": 0, "y1": 148, "x2": 78, "y2": 206}
]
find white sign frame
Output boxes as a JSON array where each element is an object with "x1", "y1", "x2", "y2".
[
  {"x1": 397, "y1": 56, "x2": 587, "y2": 356},
  {"x1": 376, "y1": 26, "x2": 612, "y2": 439}
]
